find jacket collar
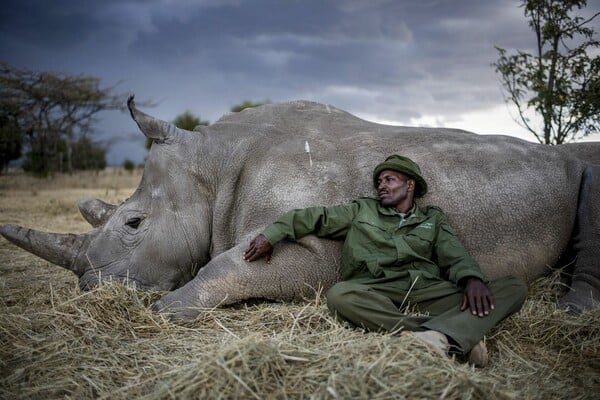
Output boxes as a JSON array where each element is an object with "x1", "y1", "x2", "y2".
[{"x1": 377, "y1": 202, "x2": 428, "y2": 226}]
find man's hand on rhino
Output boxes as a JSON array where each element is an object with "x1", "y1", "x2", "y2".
[{"x1": 243, "y1": 234, "x2": 273, "y2": 263}]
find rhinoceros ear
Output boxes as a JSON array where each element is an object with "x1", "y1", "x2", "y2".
[
  {"x1": 127, "y1": 95, "x2": 182, "y2": 143},
  {"x1": 78, "y1": 198, "x2": 117, "y2": 227}
]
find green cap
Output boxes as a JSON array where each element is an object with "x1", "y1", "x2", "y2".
[{"x1": 373, "y1": 155, "x2": 428, "y2": 197}]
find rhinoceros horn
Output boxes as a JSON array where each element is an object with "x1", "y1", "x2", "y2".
[
  {"x1": 78, "y1": 198, "x2": 117, "y2": 227},
  {"x1": 127, "y1": 95, "x2": 183, "y2": 141},
  {"x1": 0, "y1": 224, "x2": 90, "y2": 276}
]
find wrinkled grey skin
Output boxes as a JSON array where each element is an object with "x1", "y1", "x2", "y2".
[{"x1": 2, "y1": 97, "x2": 599, "y2": 320}]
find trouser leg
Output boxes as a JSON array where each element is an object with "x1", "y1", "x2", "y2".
[
  {"x1": 325, "y1": 280, "x2": 430, "y2": 332},
  {"x1": 422, "y1": 276, "x2": 527, "y2": 353},
  {"x1": 325, "y1": 275, "x2": 528, "y2": 354}
]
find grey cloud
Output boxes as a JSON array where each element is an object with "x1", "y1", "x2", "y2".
[
  {"x1": 2, "y1": 0, "x2": 598, "y2": 164},
  {"x1": 0, "y1": 2, "x2": 98, "y2": 49}
]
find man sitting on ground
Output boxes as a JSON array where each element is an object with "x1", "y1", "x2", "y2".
[{"x1": 243, "y1": 155, "x2": 527, "y2": 367}]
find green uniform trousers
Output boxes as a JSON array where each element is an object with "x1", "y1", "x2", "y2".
[{"x1": 325, "y1": 275, "x2": 527, "y2": 354}]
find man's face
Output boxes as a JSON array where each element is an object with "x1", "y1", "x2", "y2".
[{"x1": 377, "y1": 170, "x2": 414, "y2": 209}]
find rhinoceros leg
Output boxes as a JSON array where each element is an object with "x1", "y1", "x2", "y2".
[
  {"x1": 152, "y1": 237, "x2": 341, "y2": 320},
  {"x1": 559, "y1": 165, "x2": 600, "y2": 312}
]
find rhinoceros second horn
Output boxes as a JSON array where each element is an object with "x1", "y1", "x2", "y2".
[{"x1": 78, "y1": 198, "x2": 117, "y2": 228}]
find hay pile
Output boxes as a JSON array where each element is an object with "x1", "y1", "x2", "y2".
[
  {"x1": 1, "y1": 271, "x2": 598, "y2": 399},
  {"x1": 0, "y1": 170, "x2": 598, "y2": 399}
]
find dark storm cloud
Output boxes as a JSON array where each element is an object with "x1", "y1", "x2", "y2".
[
  {"x1": 0, "y1": 0, "x2": 532, "y2": 107},
  {"x1": 123, "y1": 0, "x2": 522, "y2": 120},
  {"x1": 2, "y1": 0, "x2": 598, "y2": 164},
  {"x1": 128, "y1": 1, "x2": 413, "y2": 79},
  {"x1": 0, "y1": 0, "x2": 147, "y2": 53}
]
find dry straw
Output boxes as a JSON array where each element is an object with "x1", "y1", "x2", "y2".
[
  {"x1": 0, "y1": 170, "x2": 598, "y2": 399},
  {"x1": 0, "y1": 270, "x2": 598, "y2": 400}
]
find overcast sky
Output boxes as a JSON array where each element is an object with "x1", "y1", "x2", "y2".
[{"x1": 2, "y1": 0, "x2": 599, "y2": 165}]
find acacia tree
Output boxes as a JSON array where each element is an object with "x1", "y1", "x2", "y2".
[
  {"x1": 173, "y1": 110, "x2": 210, "y2": 131},
  {"x1": 230, "y1": 100, "x2": 269, "y2": 112},
  {"x1": 494, "y1": 0, "x2": 599, "y2": 144},
  {"x1": 0, "y1": 63, "x2": 125, "y2": 176},
  {"x1": 0, "y1": 114, "x2": 22, "y2": 173}
]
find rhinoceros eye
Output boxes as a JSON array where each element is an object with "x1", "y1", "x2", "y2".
[{"x1": 126, "y1": 217, "x2": 143, "y2": 229}]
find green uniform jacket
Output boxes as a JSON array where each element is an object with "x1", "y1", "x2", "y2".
[{"x1": 261, "y1": 198, "x2": 485, "y2": 289}]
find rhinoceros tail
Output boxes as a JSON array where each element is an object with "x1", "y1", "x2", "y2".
[
  {"x1": 0, "y1": 224, "x2": 89, "y2": 276},
  {"x1": 127, "y1": 95, "x2": 182, "y2": 143}
]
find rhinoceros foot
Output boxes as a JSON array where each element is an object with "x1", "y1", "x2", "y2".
[
  {"x1": 151, "y1": 297, "x2": 202, "y2": 321},
  {"x1": 558, "y1": 280, "x2": 600, "y2": 314},
  {"x1": 150, "y1": 276, "x2": 229, "y2": 320}
]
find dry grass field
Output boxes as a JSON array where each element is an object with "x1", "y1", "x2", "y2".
[{"x1": 0, "y1": 169, "x2": 598, "y2": 399}]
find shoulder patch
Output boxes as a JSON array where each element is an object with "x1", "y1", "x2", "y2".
[
  {"x1": 352, "y1": 197, "x2": 379, "y2": 213},
  {"x1": 425, "y1": 205, "x2": 443, "y2": 212},
  {"x1": 440, "y1": 223, "x2": 457, "y2": 236},
  {"x1": 354, "y1": 197, "x2": 378, "y2": 207},
  {"x1": 357, "y1": 196, "x2": 378, "y2": 202},
  {"x1": 416, "y1": 222, "x2": 434, "y2": 230},
  {"x1": 424, "y1": 205, "x2": 445, "y2": 216}
]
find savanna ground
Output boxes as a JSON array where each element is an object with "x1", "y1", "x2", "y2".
[{"x1": 0, "y1": 169, "x2": 598, "y2": 400}]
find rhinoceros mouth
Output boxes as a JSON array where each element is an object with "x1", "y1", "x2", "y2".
[{"x1": 78, "y1": 271, "x2": 158, "y2": 291}]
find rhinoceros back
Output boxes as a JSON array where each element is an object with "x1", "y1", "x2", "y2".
[{"x1": 206, "y1": 101, "x2": 583, "y2": 284}]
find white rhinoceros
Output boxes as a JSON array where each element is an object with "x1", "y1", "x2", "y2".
[{"x1": 2, "y1": 97, "x2": 599, "y2": 319}]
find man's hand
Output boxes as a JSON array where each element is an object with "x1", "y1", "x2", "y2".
[
  {"x1": 461, "y1": 277, "x2": 495, "y2": 317},
  {"x1": 243, "y1": 234, "x2": 274, "y2": 263}
]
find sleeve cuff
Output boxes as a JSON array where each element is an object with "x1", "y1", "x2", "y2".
[
  {"x1": 456, "y1": 271, "x2": 486, "y2": 286},
  {"x1": 261, "y1": 224, "x2": 287, "y2": 245}
]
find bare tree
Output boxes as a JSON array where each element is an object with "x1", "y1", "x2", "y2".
[{"x1": 0, "y1": 63, "x2": 126, "y2": 176}]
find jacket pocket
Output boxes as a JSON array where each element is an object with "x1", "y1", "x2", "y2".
[
  {"x1": 403, "y1": 231, "x2": 434, "y2": 258},
  {"x1": 407, "y1": 268, "x2": 442, "y2": 290},
  {"x1": 355, "y1": 218, "x2": 391, "y2": 239},
  {"x1": 365, "y1": 258, "x2": 384, "y2": 278}
]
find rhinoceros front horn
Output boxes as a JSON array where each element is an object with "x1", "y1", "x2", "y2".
[
  {"x1": 0, "y1": 224, "x2": 90, "y2": 276},
  {"x1": 127, "y1": 95, "x2": 182, "y2": 142}
]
